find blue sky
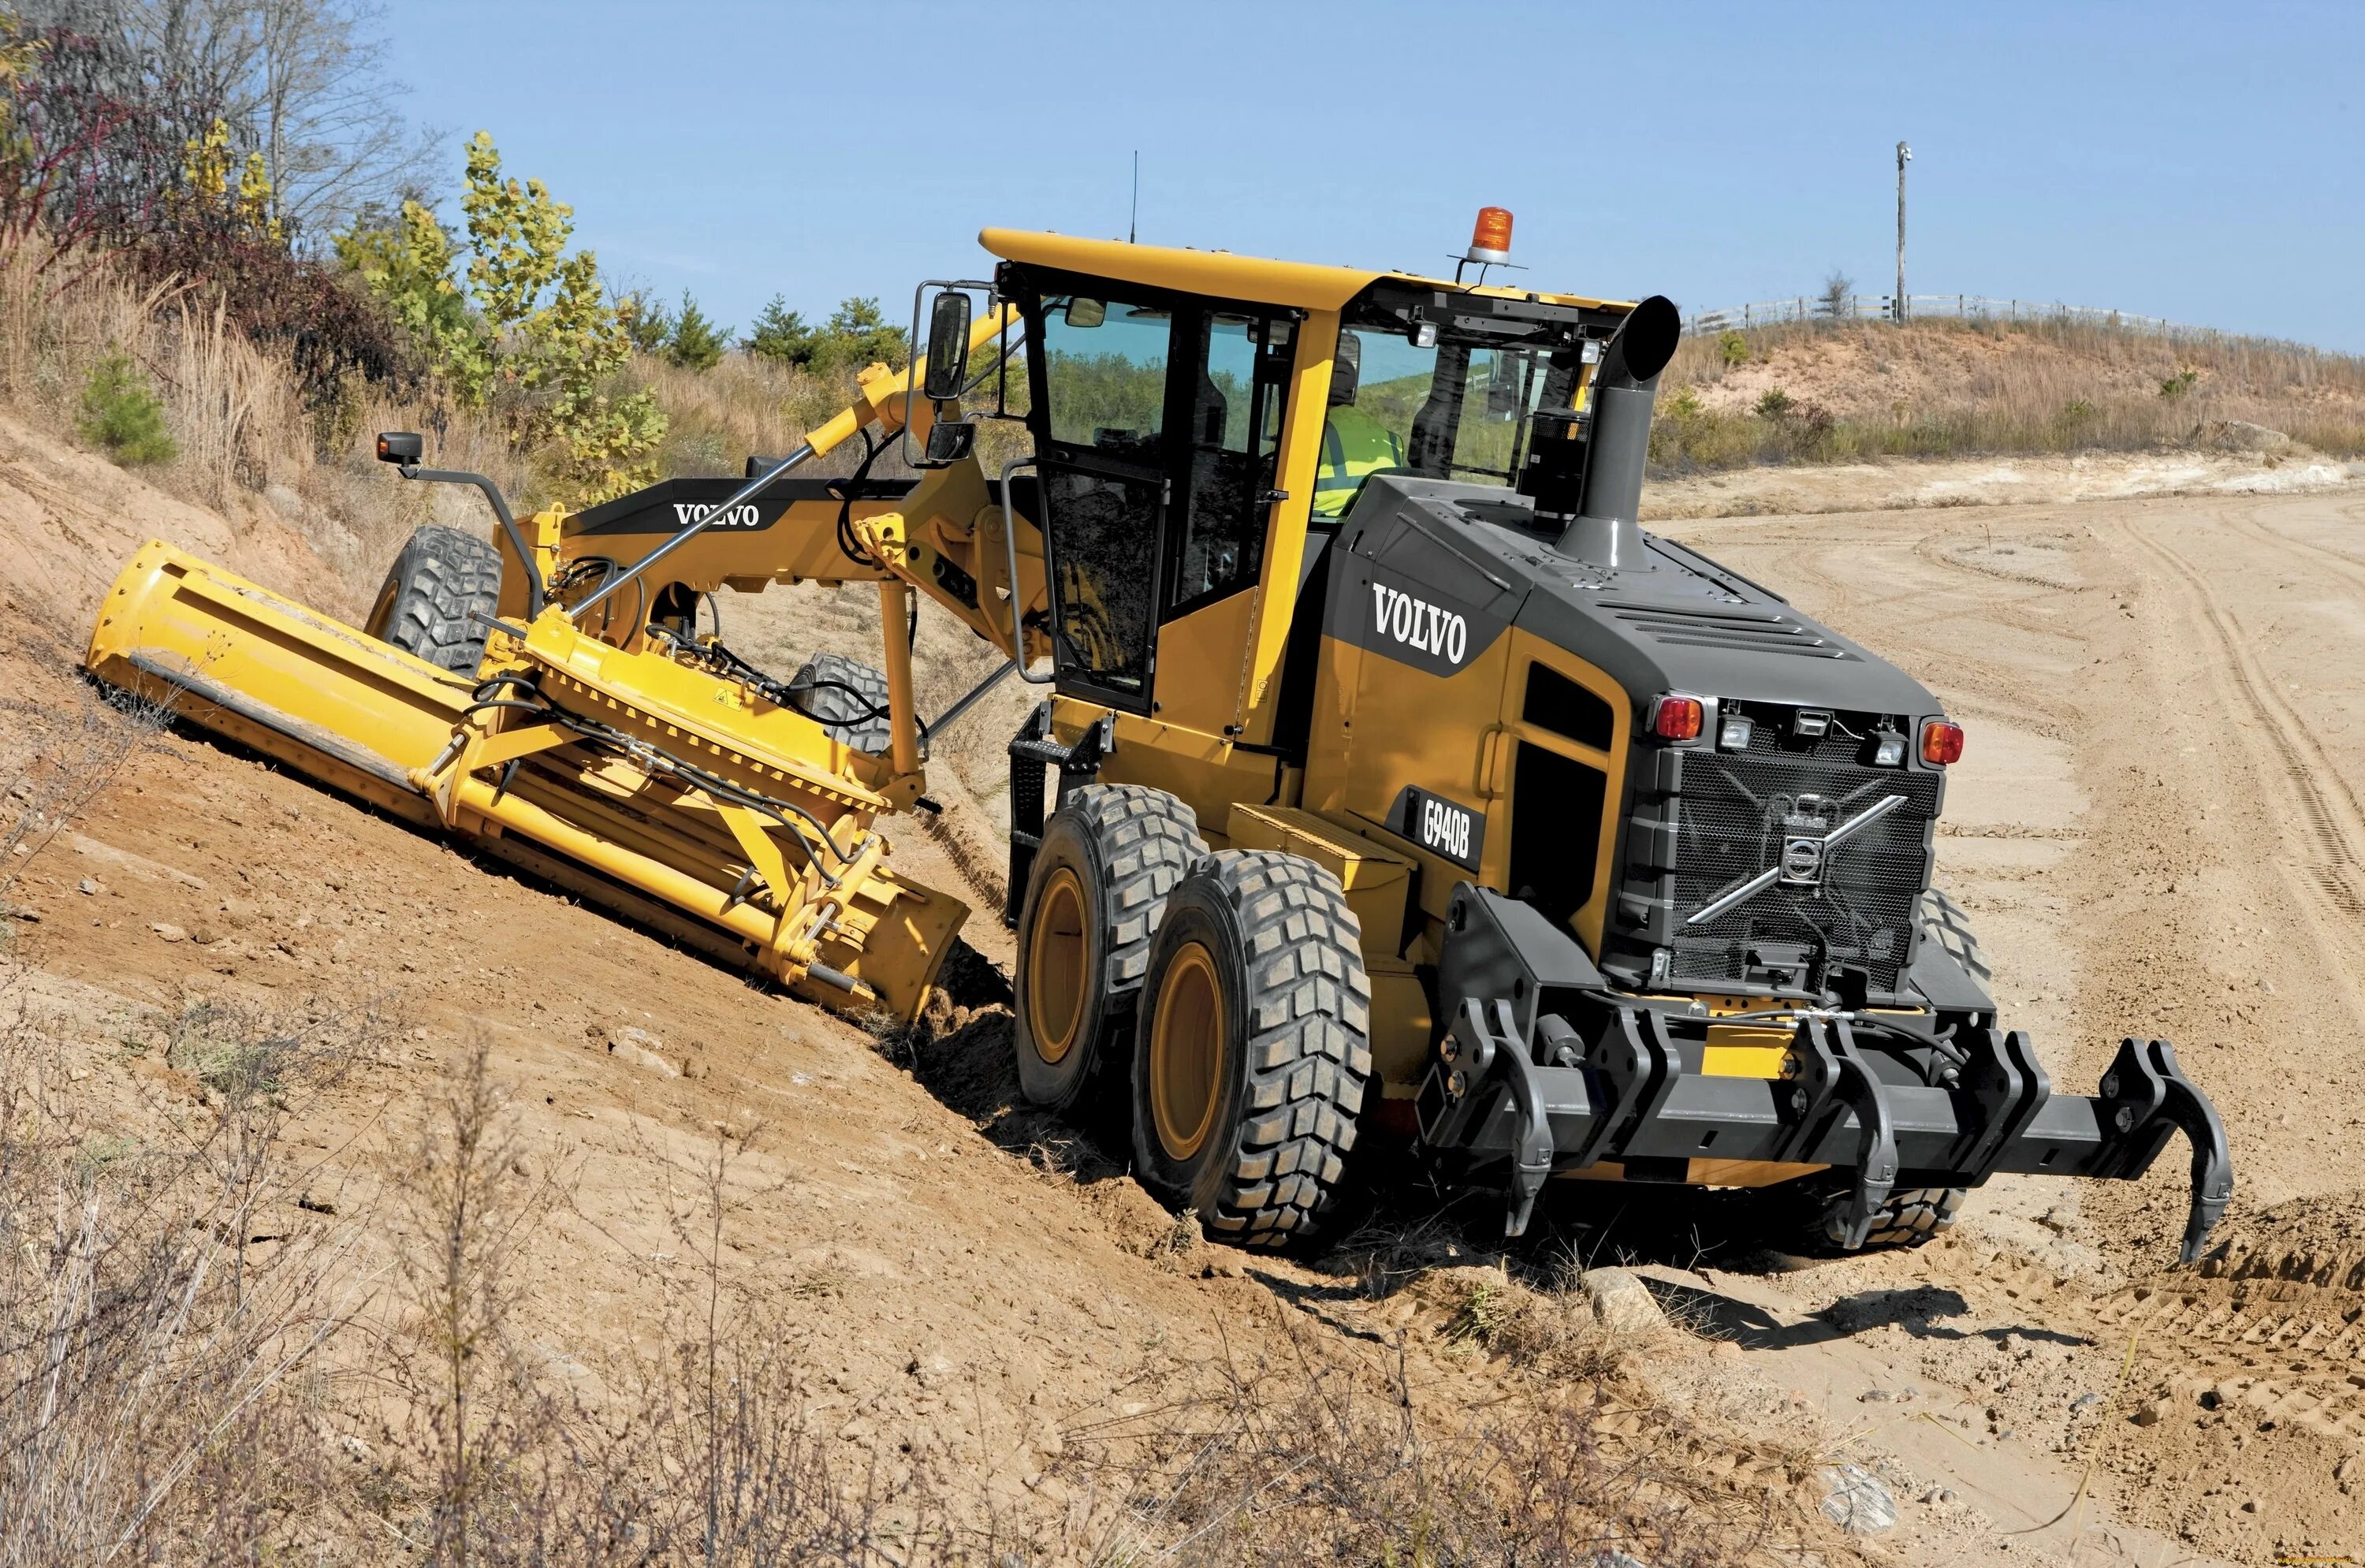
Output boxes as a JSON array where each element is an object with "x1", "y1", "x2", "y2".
[{"x1": 382, "y1": 1, "x2": 2363, "y2": 350}]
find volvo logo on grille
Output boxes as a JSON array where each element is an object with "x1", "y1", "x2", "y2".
[
  {"x1": 1684, "y1": 790, "x2": 1908, "y2": 929},
  {"x1": 1780, "y1": 834, "x2": 1827, "y2": 885}
]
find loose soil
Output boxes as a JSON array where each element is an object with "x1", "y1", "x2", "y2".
[{"x1": 7, "y1": 412, "x2": 2364, "y2": 1562}]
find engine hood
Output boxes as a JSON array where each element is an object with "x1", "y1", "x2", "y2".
[{"x1": 1333, "y1": 475, "x2": 1939, "y2": 720}]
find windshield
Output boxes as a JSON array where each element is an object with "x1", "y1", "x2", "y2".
[{"x1": 1313, "y1": 286, "x2": 1596, "y2": 520}]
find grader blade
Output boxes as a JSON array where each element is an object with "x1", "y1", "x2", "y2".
[{"x1": 85, "y1": 541, "x2": 966, "y2": 1021}]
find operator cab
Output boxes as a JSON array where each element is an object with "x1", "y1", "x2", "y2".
[{"x1": 983, "y1": 233, "x2": 1634, "y2": 739}]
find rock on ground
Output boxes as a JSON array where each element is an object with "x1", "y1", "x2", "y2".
[{"x1": 1819, "y1": 1463, "x2": 1898, "y2": 1533}]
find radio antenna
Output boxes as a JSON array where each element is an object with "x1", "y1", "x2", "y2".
[{"x1": 1129, "y1": 151, "x2": 1138, "y2": 244}]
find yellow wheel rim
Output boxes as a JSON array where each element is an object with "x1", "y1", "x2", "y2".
[
  {"x1": 1149, "y1": 941, "x2": 1224, "y2": 1162},
  {"x1": 1025, "y1": 867, "x2": 1089, "y2": 1065},
  {"x1": 364, "y1": 575, "x2": 397, "y2": 640}
]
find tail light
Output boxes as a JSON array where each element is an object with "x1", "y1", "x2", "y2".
[
  {"x1": 1920, "y1": 718, "x2": 1965, "y2": 765},
  {"x1": 1650, "y1": 695, "x2": 1704, "y2": 741}
]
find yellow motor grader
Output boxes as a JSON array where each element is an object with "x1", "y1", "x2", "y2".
[{"x1": 84, "y1": 214, "x2": 2232, "y2": 1258}]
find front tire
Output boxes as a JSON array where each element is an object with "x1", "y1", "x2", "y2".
[
  {"x1": 364, "y1": 525, "x2": 502, "y2": 675},
  {"x1": 1130, "y1": 851, "x2": 1372, "y2": 1250},
  {"x1": 788, "y1": 651, "x2": 892, "y2": 754},
  {"x1": 1778, "y1": 1178, "x2": 1966, "y2": 1253},
  {"x1": 1011, "y1": 785, "x2": 1205, "y2": 1111}
]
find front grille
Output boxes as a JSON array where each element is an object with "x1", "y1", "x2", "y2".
[{"x1": 1667, "y1": 746, "x2": 1939, "y2": 994}]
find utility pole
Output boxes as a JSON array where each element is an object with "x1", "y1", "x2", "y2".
[{"x1": 1895, "y1": 141, "x2": 1911, "y2": 323}]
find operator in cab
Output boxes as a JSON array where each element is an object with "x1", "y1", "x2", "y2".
[{"x1": 1312, "y1": 330, "x2": 1406, "y2": 519}]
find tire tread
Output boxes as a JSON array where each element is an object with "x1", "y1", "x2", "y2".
[
  {"x1": 371, "y1": 525, "x2": 501, "y2": 674},
  {"x1": 788, "y1": 651, "x2": 893, "y2": 754},
  {"x1": 1186, "y1": 851, "x2": 1371, "y2": 1249}
]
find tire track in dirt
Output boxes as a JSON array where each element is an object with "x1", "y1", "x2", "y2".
[
  {"x1": 2218, "y1": 492, "x2": 2365, "y2": 593},
  {"x1": 2088, "y1": 1261, "x2": 2365, "y2": 1444},
  {"x1": 2121, "y1": 518, "x2": 2365, "y2": 938}
]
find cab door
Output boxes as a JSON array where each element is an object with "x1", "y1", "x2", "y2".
[
  {"x1": 1023, "y1": 292, "x2": 1176, "y2": 714},
  {"x1": 1019, "y1": 283, "x2": 1294, "y2": 724},
  {"x1": 1150, "y1": 309, "x2": 1294, "y2": 737}
]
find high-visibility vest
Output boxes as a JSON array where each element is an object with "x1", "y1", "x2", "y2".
[{"x1": 1313, "y1": 404, "x2": 1406, "y2": 518}]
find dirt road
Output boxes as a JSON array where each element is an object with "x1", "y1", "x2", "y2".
[{"x1": 1656, "y1": 483, "x2": 2365, "y2": 1563}]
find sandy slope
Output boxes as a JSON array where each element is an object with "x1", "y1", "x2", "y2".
[{"x1": 7, "y1": 408, "x2": 2365, "y2": 1561}]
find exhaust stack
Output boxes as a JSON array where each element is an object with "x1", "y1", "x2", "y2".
[{"x1": 1552, "y1": 294, "x2": 1681, "y2": 572}]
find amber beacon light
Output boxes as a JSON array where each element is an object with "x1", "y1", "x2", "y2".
[{"x1": 1466, "y1": 206, "x2": 1514, "y2": 264}]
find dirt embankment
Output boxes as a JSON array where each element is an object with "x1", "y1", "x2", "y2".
[
  {"x1": 0, "y1": 416, "x2": 1879, "y2": 1560},
  {"x1": 9, "y1": 403, "x2": 2365, "y2": 1560}
]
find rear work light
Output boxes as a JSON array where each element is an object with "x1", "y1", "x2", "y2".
[
  {"x1": 1651, "y1": 695, "x2": 1704, "y2": 741},
  {"x1": 1920, "y1": 718, "x2": 1965, "y2": 765}
]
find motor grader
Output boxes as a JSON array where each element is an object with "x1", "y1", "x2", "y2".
[{"x1": 84, "y1": 212, "x2": 2233, "y2": 1259}]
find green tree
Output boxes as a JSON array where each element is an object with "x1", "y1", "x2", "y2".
[
  {"x1": 816, "y1": 296, "x2": 907, "y2": 372},
  {"x1": 336, "y1": 197, "x2": 488, "y2": 393},
  {"x1": 665, "y1": 291, "x2": 728, "y2": 371},
  {"x1": 617, "y1": 289, "x2": 670, "y2": 355},
  {"x1": 335, "y1": 130, "x2": 665, "y2": 504},
  {"x1": 743, "y1": 294, "x2": 817, "y2": 366}
]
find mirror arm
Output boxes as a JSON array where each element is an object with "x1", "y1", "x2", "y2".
[
  {"x1": 400, "y1": 464, "x2": 546, "y2": 619},
  {"x1": 902, "y1": 278, "x2": 997, "y2": 468}
]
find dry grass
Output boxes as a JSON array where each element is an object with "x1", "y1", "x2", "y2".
[
  {"x1": 0, "y1": 240, "x2": 310, "y2": 511},
  {"x1": 1060, "y1": 1299, "x2": 1783, "y2": 1567},
  {"x1": 1655, "y1": 315, "x2": 2365, "y2": 471},
  {"x1": 635, "y1": 353, "x2": 868, "y2": 481},
  {"x1": 0, "y1": 236, "x2": 543, "y2": 616}
]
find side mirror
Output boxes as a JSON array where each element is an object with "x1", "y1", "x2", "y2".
[
  {"x1": 922, "y1": 291, "x2": 972, "y2": 401},
  {"x1": 1063, "y1": 296, "x2": 1106, "y2": 329},
  {"x1": 924, "y1": 419, "x2": 977, "y2": 465},
  {"x1": 375, "y1": 430, "x2": 423, "y2": 465}
]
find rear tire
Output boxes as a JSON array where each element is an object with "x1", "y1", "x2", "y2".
[
  {"x1": 1918, "y1": 887, "x2": 1993, "y2": 993},
  {"x1": 788, "y1": 651, "x2": 893, "y2": 754},
  {"x1": 1130, "y1": 851, "x2": 1372, "y2": 1250},
  {"x1": 1011, "y1": 785, "x2": 1205, "y2": 1112},
  {"x1": 365, "y1": 525, "x2": 502, "y2": 675}
]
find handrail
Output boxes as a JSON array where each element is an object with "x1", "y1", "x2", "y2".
[{"x1": 996, "y1": 455, "x2": 1055, "y2": 685}]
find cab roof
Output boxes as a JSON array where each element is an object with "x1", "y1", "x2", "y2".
[{"x1": 979, "y1": 229, "x2": 1633, "y2": 317}]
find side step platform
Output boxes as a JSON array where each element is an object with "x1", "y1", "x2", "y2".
[{"x1": 1002, "y1": 701, "x2": 1112, "y2": 926}]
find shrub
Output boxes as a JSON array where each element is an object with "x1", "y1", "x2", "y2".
[
  {"x1": 1717, "y1": 329, "x2": 1748, "y2": 367},
  {"x1": 1754, "y1": 385, "x2": 1794, "y2": 421},
  {"x1": 74, "y1": 352, "x2": 175, "y2": 463},
  {"x1": 2160, "y1": 366, "x2": 2199, "y2": 400}
]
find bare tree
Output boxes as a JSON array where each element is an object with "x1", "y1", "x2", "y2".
[
  {"x1": 1818, "y1": 267, "x2": 1854, "y2": 320},
  {"x1": 13, "y1": 0, "x2": 436, "y2": 240}
]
